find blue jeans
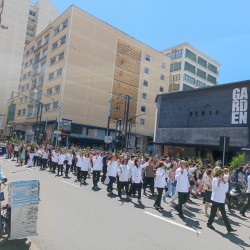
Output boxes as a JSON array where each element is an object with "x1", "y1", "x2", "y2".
[{"x1": 164, "y1": 182, "x2": 176, "y2": 198}]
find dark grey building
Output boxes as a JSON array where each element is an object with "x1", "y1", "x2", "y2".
[{"x1": 154, "y1": 80, "x2": 250, "y2": 161}]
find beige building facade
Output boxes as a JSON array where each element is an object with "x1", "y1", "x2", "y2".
[
  {"x1": 6, "y1": 5, "x2": 170, "y2": 152},
  {"x1": 163, "y1": 42, "x2": 220, "y2": 92}
]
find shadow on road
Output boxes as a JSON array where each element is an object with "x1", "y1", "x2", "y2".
[{"x1": 1, "y1": 238, "x2": 31, "y2": 250}]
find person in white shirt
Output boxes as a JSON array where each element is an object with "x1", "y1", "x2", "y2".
[
  {"x1": 41, "y1": 148, "x2": 49, "y2": 170},
  {"x1": 118, "y1": 159, "x2": 130, "y2": 199},
  {"x1": 75, "y1": 151, "x2": 83, "y2": 181},
  {"x1": 27, "y1": 149, "x2": 35, "y2": 167},
  {"x1": 107, "y1": 155, "x2": 118, "y2": 194},
  {"x1": 154, "y1": 161, "x2": 166, "y2": 209},
  {"x1": 92, "y1": 151, "x2": 103, "y2": 189},
  {"x1": 174, "y1": 160, "x2": 190, "y2": 220},
  {"x1": 51, "y1": 149, "x2": 59, "y2": 173},
  {"x1": 33, "y1": 147, "x2": 40, "y2": 166},
  {"x1": 57, "y1": 150, "x2": 66, "y2": 176},
  {"x1": 81, "y1": 153, "x2": 91, "y2": 185},
  {"x1": 65, "y1": 149, "x2": 73, "y2": 178},
  {"x1": 240, "y1": 170, "x2": 250, "y2": 218},
  {"x1": 129, "y1": 157, "x2": 150, "y2": 204},
  {"x1": 207, "y1": 166, "x2": 236, "y2": 233}
]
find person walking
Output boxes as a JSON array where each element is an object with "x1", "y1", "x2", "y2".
[
  {"x1": 57, "y1": 150, "x2": 65, "y2": 176},
  {"x1": 92, "y1": 151, "x2": 103, "y2": 189},
  {"x1": 118, "y1": 159, "x2": 130, "y2": 199},
  {"x1": 174, "y1": 160, "x2": 190, "y2": 220},
  {"x1": 154, "y1": 161, "x2": 166, "y2": 210},
  {"x1": 107, "y1": 155, "x2": 118, "y2": 194},
  {"x1": 240, "y1": 170, "x2": 250, "y2": 218},
  {"x1": 65, "y1": 149, "x2": 73, "y2": 178},
  {"x1": 81, "y1": 153, "x2": 91, "y2": 185},
  {"x1": 207, "y1": 166, "x2": 237, "y2": 232},
  {"x1": 143, "y1": 159, "x2": 155, "y2": 196}
]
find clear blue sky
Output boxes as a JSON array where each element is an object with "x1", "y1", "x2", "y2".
[{"x1": 52, "y1": 0, "x2": 250, "y2": 84}]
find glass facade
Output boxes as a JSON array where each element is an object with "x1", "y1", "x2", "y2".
[
  {"x1": 207, "y1": 74, "x2": 216, "y2": 84},
  {"x1": 185, "y1": 49, "x2": 196, "y2": 62},
  {"x1": 197, "y1": 56, "x2": 207, "y2": 68},
  {"x1": 170, "y1": 62, "x2": 181, "y2": 72},
  {"x1": 184, "y1": 61, "x2": 196, "y2": 74},
  {"x1": 197, "y1": 68, "x2": 206, "y2": 80}
]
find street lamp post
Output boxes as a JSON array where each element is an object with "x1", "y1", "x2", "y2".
[{"x1": 34, "y1": 89, "x2": 62, "y2": 147}]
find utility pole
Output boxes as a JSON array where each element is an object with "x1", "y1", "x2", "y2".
[{"x1": 124, "y1": 95, "x2": 131, "y2": 151}]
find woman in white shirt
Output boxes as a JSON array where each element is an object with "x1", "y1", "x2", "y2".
[
  {"x1": 65, "y1": 149, "x2": 73, "y2": 178},
  {"x1": 129, "y1": 157, "x2": 150, "y2": 204},
  {"x1": 118, "y1": 159, "x2": 130, "y2": 199},
  {"x1": 57, "y1": 150, "x2": 66, "y2": 176},
  {"x1": 81, "y1": 153, "x2": 91, "y2": 185},
  {"x1": 207, "y1": 167, "x2": 236, "y2": 232},
  {"x1": 240, "y1": 171, "x2": 250, "y2": 217},
  {"x1": 154, "y1": 161, "x2": 166, "y2": 209},
  {"x1": 107, "y1": 155, "x2": 118, "y2": 194}
]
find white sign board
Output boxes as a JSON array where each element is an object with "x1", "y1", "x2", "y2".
[
  {"x1": 104, "y1": 136, "x2": 113, "y2": 144},
  {"x1": 9, "y1": 180, "x2": 40, "y2": 240}
]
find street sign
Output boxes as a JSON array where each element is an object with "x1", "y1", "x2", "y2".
[{"x1": 104, "y1": 136, "x2": 113, "y2": 144}]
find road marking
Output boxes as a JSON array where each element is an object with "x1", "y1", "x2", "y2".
[
  {"x1": 144, "y1": 211, "x2": 201, "y2": 235},
  {"x1": 60, "y1": 180, "x2": 80, "y2": 188}
]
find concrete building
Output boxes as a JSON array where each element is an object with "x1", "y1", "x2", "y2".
[
  {"x1": 5, "y1": 5, "x2": 171, "y2": 152},
  {"x1": 154, "y1": 80, "x2": 250, "y2": 161},
  {"x1": 0, "y1": 0, "x2": 58, "y2": 131},
  {"x1": 163, "y1": 42, "x2": 220, "y2": 92}
]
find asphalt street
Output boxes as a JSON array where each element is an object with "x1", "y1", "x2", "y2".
[{"x1": 0, "y1": 157, "x2": 250, "y2": 250}]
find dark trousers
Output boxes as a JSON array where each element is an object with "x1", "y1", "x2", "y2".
[
  {"x1": 208, "y1": 201, "x2": 232, "y2": 230},
  {"x1": 57, "y1": 164, "x2": 64, "y2": 175},
  {"x1": 65, "y1": 164, "x2": 71, "y2": 177},
  {"x1": 118, "y1": 181, "x2": 129, "y2": 197},
  {"x1": 42, "y1": 159, "x2": 48, "y2": 169},
  {"x1": 143, "y1": 177, "x2": 155, "y2": 194},
  {"x1": 76, "y1": 167, "x2": 81, "y2": 180},
  {"x1": 155, "y1": 188, "x2": 164, "y2": 206},
  {"x1": 33, "y1": 156, "x2": 38, "y2": 166},
  {"x1": 107, "y1": 176, "x2": 116, "y2": 192},
  {"x1": 101, "y1": 166, "x2": 107, "y2": 183},
  {"x1": 241, "y1": 193, "x2": 250, "y2": 214},
  {"x1": 81, "y1": 171, "x2": 88, "y2": 181},
  {"x1": 52, "y1": 162, "x2": 57, "y2": 173},
  {"x1": 129, "y1": 183, "x2": 142, "y2": 200},
  {"x1": 93, "y1": 170, "x2": 101, "y2": 187},
  {"x1": 176, "y1": 192, "x2": 189, "y2": 216}
]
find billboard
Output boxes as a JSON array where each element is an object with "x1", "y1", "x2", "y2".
[{"x1": 58, "y1": 119, "x2": 72, "y2": 133}]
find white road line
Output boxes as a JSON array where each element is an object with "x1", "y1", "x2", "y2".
[
  {"x1": 144, "y1": 211, "x2": 201, "y2": 234},
  {"x1": 60, "y1": 180, "x2": 80, "y2": 188}
]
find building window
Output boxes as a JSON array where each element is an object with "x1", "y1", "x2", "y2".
[
  {"x1": 170, "y1": 74, "x2": 181, "y2": 82},
  {"x1": 145, "y1": 54, "x2": 150, "y2": 62},
  {"x1": 59, "y1": 52, "x2": 64, "y2": 60},
  {"x1": 184, "y1": 74, "x2": 195, "y2": 84},
  {"x1": 22, "y1": 109, "x2": 26, "y2": 115},
  {"x1": 208, "y1": 63, "x2": 217, "y2": 73},
  {"x1": 28, "y1": 71, "x2": 31, "y2": 77},
  {"x1": 185, "y1": 49, "x2": 196, "y2": 62},
  {"x1": 159, "y1": 86, "x2": 164, "y2": 92},
  {"x1": 140, "y1": 119, "x2": 145, "y2": 125},
  {"x1": 207, "y1": 74, "x2": 217, "y2": 84},
  {"x1": 144, "y1": 67, "x2": 149, "y2": 74},
  {"x1": 166, "y1": 49, "x2": 183, "y2": 60},
  {"x1": 54, "y1": 26, "x2": 60, "y2": 36},
  {"x1": 42, "y1": 48, "x2": 48, "y2": 58},
  {"x1": 18, "y1": 110, "x2": 21, "y2": 116},
  {"x1": 48, "y1": 72, "x2": 54, "y2": 80},
  {"x1": 170, "y1": 62, "x2": 181, "y2": 72},
  {"x1": 25, "y1": 84, "x2": 29, "y2": 90},
  {"x1": 161, "y1": 62, "x2": 166, "y2": 69},
  {"x1": 37, "y1": 40, "x2": 42, "y2": 49},
  {"x1": 52, "y1": 42, "x2": 58, "y2": 50},
  {"x1": 196, "y1": 80, "x2": 206, "y2": 88},
  {"x1": 142, "y1": 92, "x2": 147, "y2": 99},
  {"x1": 47, "y1": 88, "x2": 52, "y2": 96},
  {"x1": 60, "y1": 35, "x2": 66, "y2": 45},
  {"x1": 50, "y1": 57, "x2": 56, "y2": 65},
  {"x1": 55, "y1": 85, "x2": 60, "y2": 94},
  {"x1": 197, "y1": 68, "x2": 206, "y2": 80},
  {"x1": 44, "y1": 34, "x2": 50, "y2": 43},
  {"x1": 71, "y1": 124, "x2": 83, "y2": 134},
  {"x1": 62, "y1": 19, "x2": 68, "y2": 29},
  {"x1": 53, "y1": 101, "x2": 58, "y2": 110},
  {"x1": 143, "y1": 80, "x2": 148, "y2": 87},
  {"x1": 141, "y1": 106, "x2": 146, "y2": 112},
  {"x1": 184, "y1": 61, "x2": 196, "y2": 74},
  {"x1": 31, "y1": 79, "x2": 37, "y2": 89},
  {"x1": 197, "y1": 56, "x2": 207, "y2": 68},
  {"x1": 57, "y1": 68, "x2": 62, "y2": 77},
  {"x1": 38, "y1": 75, "x2": 44, "y2": 86},
  {"x1": 29, "y1": 59, "x2": 33, "y2": 66},
  {"x1": 31, "y1": 46, "x2": 34, "y2": 53},
  {"x1": 45, "y1": 104, "x2": 50, "y2": 111},
  {"x1": 27, "y1": 106, "x2": 33, "y2": 116},
  {"x1": 23, "y1": 74, "x2": 27, "y2": 80},
  {"x1": 35, "y1": 53, "x2": 40, "y2": 63},
  {"x1": 160, "y1": 74, "x2": 165, "y2": 80},
  {"x1": 41, "y1": 62, "x2": 46, "y2": 72},
  {"x1": 25, "y1": 62, "x2": 28, "y2": 68}
]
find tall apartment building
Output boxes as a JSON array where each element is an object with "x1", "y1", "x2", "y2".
[
  {"x1": 5, "y1": 5, "x2": 170, "y2": 152},
  {"x1": 0, "y1": 0, "x2": 58, "y2": 130},
  {"x1": 163, "y1": 42, "x2": 220, "y2": 92}
]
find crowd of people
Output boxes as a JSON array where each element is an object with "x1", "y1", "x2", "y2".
[{"x1": 1, "y1": 141, "x2": 250, "y2": 233}]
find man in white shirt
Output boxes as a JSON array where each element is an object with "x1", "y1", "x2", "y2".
[
  {"x1": 207, "y1": 167, "x2": 236, "y2": 232},
  {"x1": 240, "y1": 169, "x2": 250, "y2": 218},
  {"x1": 174, "y1": 160, "x2": 190, "y2": 220},
  {"x1": 92, "y1": 151, "x2": 103, "y2": 189}
]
